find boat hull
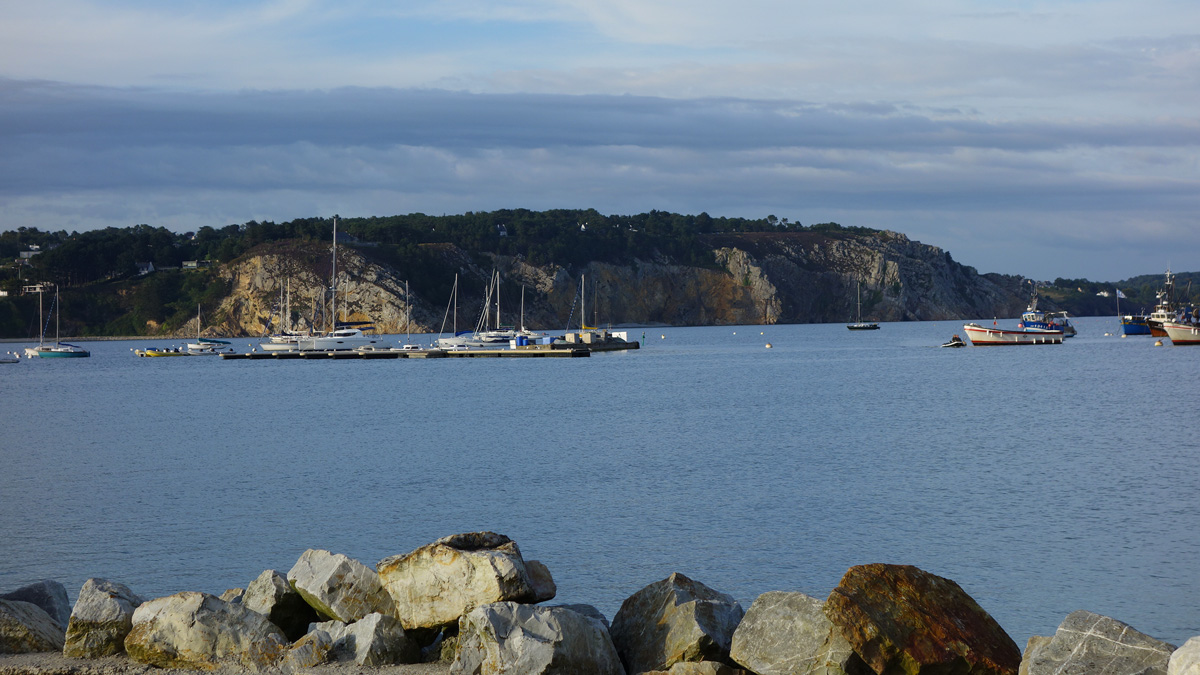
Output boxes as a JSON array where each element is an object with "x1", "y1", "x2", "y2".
[
  {"x1": 1121, "y1": 316, "x2": 1152, "y2": 335},
  {"x1": 1162, "y1": 322, "x2": 1200, "y2": 345},
  {"x1": 963, "y1": 324, "x2": 1063, "y2": 345},
  {"x1": 28, "y1": 345, "x2": 91, "y2": 357}
]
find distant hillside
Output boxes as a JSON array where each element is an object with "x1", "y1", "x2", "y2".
[{"x1": 0, "y1": 211, "x2": 1190, "y2": 338}]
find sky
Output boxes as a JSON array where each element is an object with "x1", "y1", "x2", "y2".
[{"x1": 2, "y1": 1, "x2": 1199, "y2": 281}]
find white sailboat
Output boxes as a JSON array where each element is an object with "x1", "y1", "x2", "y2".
[
  {"x1": 847, "y1": 282, "x2": 880, "y2": 330},
  {"x1": 187, "y1": 305, "x2": 232, "y2": 355},
  {"x1": 399, "y1": 279, "x2": 421, "y2": 350},
  {"x1": 296, "y1": 216, "x2": 383, "y2": 351},
  {"x1": 24, "y1": 284, "x2": 90, "y2": 358}
]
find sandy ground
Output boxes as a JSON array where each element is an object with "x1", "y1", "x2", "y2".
[{"x1": 0, "y1": 653, "x2": 452, "y2": 675}]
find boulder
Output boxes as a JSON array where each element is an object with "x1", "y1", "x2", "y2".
[
  {"x1": 731, "y1": 591, "x2": 867, "y2": 675},
  {"x1": 281, "y1": 629, "x2": 334, "y2": 670},
  {"x1": 63, "y1": 578, "x2": 144, "y2": 658},
  {"x1": 610, "y1": 572, "x2": 745, "y2": 675},
  {"x1": 313, "y1": 612, "x2": 420, "y2": 666},
  {"x1": 219, "y1": 588, "x2": 244, "y2": 603},
  {"x1": 548, "y1": 604, "x2": 611, "y2": 631},
  {"x1": 824, "y1": 563, "x2": 1020, "y2": 675},
  {"x1": 526, "y1": 560, "x2": 558, "y2": 603},
  {"x1": 287, "y1": 548, "x2": 395, "y2": 623},
  {"x1": 377, "y1": 532, "x2": 539, "y2": 630},
  {"x1": 123, "y1": 591, "x2": 288, "y2": 670},
  {"x1": 1171, "y1": 637, "x2": 1200, "y2": 675},
  {"x1": 0, "y1": 599, "x2": 65, "y2": 653},
  {"x1": 0, "y1": 580, "x2": 71, "y2": 630},
  {"x1": 452, "y1": 601, "x2": 624, "y2": 675},
  {"x1": 645, "y1": 662, "x2": 752, "y2": 675},
  {"x1": 1019, "y1": 610, "x2": 1176, "y2": 675},
  {"x1": 242, "y1": 569, "x2": 320, "y2": 641}
]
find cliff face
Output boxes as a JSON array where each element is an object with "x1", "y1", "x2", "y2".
[{"x1": 205, "y1": 232, "x2": 1028, "y2": 337}]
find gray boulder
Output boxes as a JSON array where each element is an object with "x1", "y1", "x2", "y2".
[
  {"x1": 548, "y1": 603, "x2": 611, "y2": 631},
  {"x1": 123, "y1": 591, "x2": 288, "y2": 670},
  {"x1": 646, "y1": 662, "x2": 752, "y2": 674},
  {"x1": 287, "y1": 548, "x2": 395, "y2": 623},
  {"x1": 1020, "y1": 610, "x2": 1176, "y2": 675},
  {"x1": 377, "y1": 532, "x2": 539, "y2": 630},
  {"x1": 219, "y1": 588, "x2": 244, "y2": 603},
  {"x1": 452, "y1": 601, "x2": 625, "y2": 675},
  {"x1": 312, "y1": 612, "x2": 420, "y2": 666},
  {"x1": 526, "y1": 560, "x2": 558, "y2": 603},
  {"x1": 610, "y1": 572, "x2": 745, "y2": 675},
  {"x1": 0, "y1": 580, "x2": 71, "y2": 630},
  {"x1": 63, "y1": 578, "x2": 144, "y2": 658},
  {"x1": 242, "y1": 569, "x2": 320, "y2": 641},
  {"x1": 1171, "y1": 637, "x2": 1200, "y2": 675},
  {"x1": 281, "y1": 629, "x2": 334, "y2": 670},
  {"x1": 731, "y1": 591, "x2": 867, "y2": 675},
  {"x1": 0, "y1": 598, "x2": 65, "y2": 653}
]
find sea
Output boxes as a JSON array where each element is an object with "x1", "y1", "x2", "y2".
[{"x1": 1, "y1": 316, "x2": 1198, "y2": 649}]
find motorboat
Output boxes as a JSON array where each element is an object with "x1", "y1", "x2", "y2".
[
  {"x1": 940, "y1": 334, "x2": 967, "y2": 348},
  {"x1": 135, "y1": 347, "x2": 187, "y2": 357},
  {"x1": 0, "y1": 351, "x2": 21, "y2": 364}
]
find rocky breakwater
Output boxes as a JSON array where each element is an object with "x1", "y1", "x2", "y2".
[{"x1": 4, "y1": 540, "x2": 1195, "y2": 675}]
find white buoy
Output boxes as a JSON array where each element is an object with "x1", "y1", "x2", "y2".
[
  {"x1": 760, "y1": 331, "x2": 764, "y2": 335},
  {"x1": 1121, "y1": 334, "x2": 1127, "y2": 338},
  {"x1": 661, "y1": 334, "x2": 665, "y2": 339}
]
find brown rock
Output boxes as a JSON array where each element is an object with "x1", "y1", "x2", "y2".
[{"x1": 824, "y1": 564, "x2": 1020, "y2": 675}]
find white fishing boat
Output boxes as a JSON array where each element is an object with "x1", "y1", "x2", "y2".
[
  {"x1": 23, "y1": 284, "x2": 90, "y2": 358},
  {"x1": 963, "y1": 322, "x2": 1063, "y2": 345},
  {"x1": 1161, "y1": 320, "x2": 1200, "y2": 345}
]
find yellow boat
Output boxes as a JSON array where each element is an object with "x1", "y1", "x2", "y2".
[{"x1": 135, "y1": 347, "x2": 188, "y2": 357}]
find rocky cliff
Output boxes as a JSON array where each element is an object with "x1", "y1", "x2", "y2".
[{"x1": 200, "y1": 232, "x2": 1029, "y2": 337}]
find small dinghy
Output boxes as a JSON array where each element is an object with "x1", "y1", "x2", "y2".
[{"x1": 941, "y1": 334, "x2": 967, "y2": 348}]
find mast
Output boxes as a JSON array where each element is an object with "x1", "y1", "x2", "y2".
[
  {"x1": 495, "y1": 270, "x2": 501, "y2": 331},
  {"x1": 55, "y1": 286, "x2": 60, "y2": 345},
  {"x1": 330, "y1": 216, "x2": 338, "y2": 333},
  {"x1": 406, "y1": 279, "x2": 411, "y2": 344}
]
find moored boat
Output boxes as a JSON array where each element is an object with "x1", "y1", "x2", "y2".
[
  {"x1": 1121, "y1": 314, "x2": 1152, "y2": 335},
  {"x1": 1162, "y1": 321, "x2": 1200, "y2": 345},
  {"x1": 1147, "y1": 269, "x2": 1179, "y2": 337},
  {"x1": 963, "y1": 322, "x2": 1063, "y2": 345},
  {"x1": 1019, "y1": 285, "x2": 1075, "y2": 337},
  {"x1": 847, "y1": 282, "x2": 880, "y2": 330},
  {"x1": 941, "y1": 334, "x2": 967, "y2": 348},
  {"x1": 23, "y1": 284, "x2": 90, "y2": 358}
]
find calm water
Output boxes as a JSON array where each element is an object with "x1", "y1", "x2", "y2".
[{"x1": 2, "y1": 317, "x2": 1198, "y2": 648}]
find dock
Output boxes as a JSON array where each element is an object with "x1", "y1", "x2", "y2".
[{"x1": 221, "y1": 347, "x2": 593, "y2": 360}]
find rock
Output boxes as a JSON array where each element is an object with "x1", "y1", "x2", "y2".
[
  {"x1": 62, "y1": 578, "x2": 144, "y2": 658},
  {"x1": 0, "y1": 599, "x2": 65, "y2": 654},
  {"x1": 452, "y1": 601, "x2": 624, "y2": 675},
  {"x1": 242, "y1": 569, "x2": 320, "y2": 642},
  {"x1": 731, "y1": 591, "x2": 867, "y2": 675},
  {"x1": 377, "y1": 532, "x2": 539, "y2": 630},
  {"x1": 287, "y1": 548, "x2": 396, "y2": 623},
  {"x1": 659, "y1": 661, "x2": 752, "y2": 675},
  {"x1": 123, "y1": 591, "x2": 288, "y2": 670},
  {"x1": 219, "y1": 588, "x2": 244, "y2": 603},
  {"x1": 0, "y1": 581, "x2": 71, "y2": 630},
  {"x1": 610, "y1": 572, "x2": 745, "y2": 675},
  {"x1": 313, "y1": 612, "x2": 420, "y2": 666},
  {"x1": 824, "y1": 563, "x2": 1020, "y2": 675},
  {"x1": 281, "y1": 629, "x2": 334, "y2": 670},
  {"x1": 1019, "y1": 610, "x2": 1176, "y2": 675},
  {"x1": 526, "y1": 560, "x2": 558, "y2": 603},
  {"x1": 1171, "y1": 637, "x2": 1200, "y2": 675},
  {"x1": 548, "y1": 604, "x2": 611, "y2": 631}
]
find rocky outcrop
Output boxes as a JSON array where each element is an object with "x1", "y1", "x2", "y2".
[
  {"x1": 610, "y1": 572, "x2": 745, "y2": 675},
  {"x1": 122, "y1": 591, "x2": 287, "y2": 670},
  {"x1": 287, "y1": 548, "x2": 396, "y2": 623},
  {"x1": 376, "y1": 532, "x2": 541, "y2": 630},
  {"x1": 644, "y1": 662, "x2": 751, "y2": 675},
  {"x1": 824, "y1": 563, "x2": 1021, "y2": 675},
  {"x1": 731, "y1": 591, "x2": 866, "y2": 675},
  {"x1": 1019, "y1": 611, "x2": 1176, "y2": 675},
  {"x1": 0, "y1": 599, "x2": 65, "y2": 654},
  {"x1": 281, "y1": 629, "x2": 334, "y2": 670},
  {"x1": 0, "y1": 581, "x2": 70, "y2": 631},
  {"x1": 452, "y1": 602, "x2": 624, "y2": 675},
  {"x1": 62, "y1": 579, "x2": 143, "y2": 658},
  {"x1": 241, "y1": 569, "x2": 319, "y2": 642},
  {"x1": 312, "y1": 613, "x2": 420, "y2": 666}
]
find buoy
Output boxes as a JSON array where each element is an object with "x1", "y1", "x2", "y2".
[
  {"x1": 1121, "y1": 334, "x2": 1127, "y2": 338},
  {"x1": 1154, "y1": 340, "x2": 1163, "y2": 346},
  {"x1": 760, "y1": 331, "x2": 764, "y2": 335},
  {"x1": 733, "y1": 331, "x2": 736, "y2": 335},
  {"x1": 661, "y1": 334, "x2": 665, "y2": 339},
  {"x1": 765, "y1": 343, "x2": 773, "y2": 348}
]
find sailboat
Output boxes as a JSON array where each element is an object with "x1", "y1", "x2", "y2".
[
  {"x1": 399, "y1": 279, "x2": 422, "y2": 350},
  {"x1": 187, "y1": 305, "x2": 232, "y2": 355},
  {"x1": 847, "y1": 282, "x2": 880, "y2": 330},
  {"x1": 24, "y1": 284, "x2": 91, "y2": 357},
  {"x1": 260, "y1": 278, "x2": 312, "y2": 351},
  {"x1": 296, "y1": 216, "x2": 384, "y2": 351}
]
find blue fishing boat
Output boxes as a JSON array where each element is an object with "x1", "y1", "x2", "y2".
[{"x1": 1018, "y1": 284, "x2": 1075, "y2": 337}]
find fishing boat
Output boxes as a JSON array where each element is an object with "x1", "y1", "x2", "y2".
[
  {"x1": 847, "y1": 282, "x2": 879, "y2": 330},
  {"x1": 295, "y1": 216, "x2": 383, "y2": 351},
  {"x1": 1161, "y1": 320, "x2": 1200, "y2": 345},
  {"x1": 23, "y1": 284, "x2": 90, "y2": 358},
  {"x1": 1018, "y1": 284, "x2": 1075, "y2": 337},
  {"x1": 1147, "y1": 269, "x2": 1179, "y2": 337},
  {"x1": 187, "y1": 305, "x2": 232, "y2": 355},
  {"x1": 1121, "y1": 314, "x2": 1152, "y2": 335},
  {"x1": 963, "y1": 322, "x2": 1063, "y2": 345}
]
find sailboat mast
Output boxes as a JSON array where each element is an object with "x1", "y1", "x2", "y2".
[
  {"x1": 495, "y1": 270, "x2": 500, "y2": 331},
  {"x1": 55, "y1": 286, "x2": 61, "y2": 345},
  {"x1": 406, "y1": 279, "x2": 411, "y2": 343},
  {"x1": 331, "y1": 216, "x2": 338, "y2": 333}
]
